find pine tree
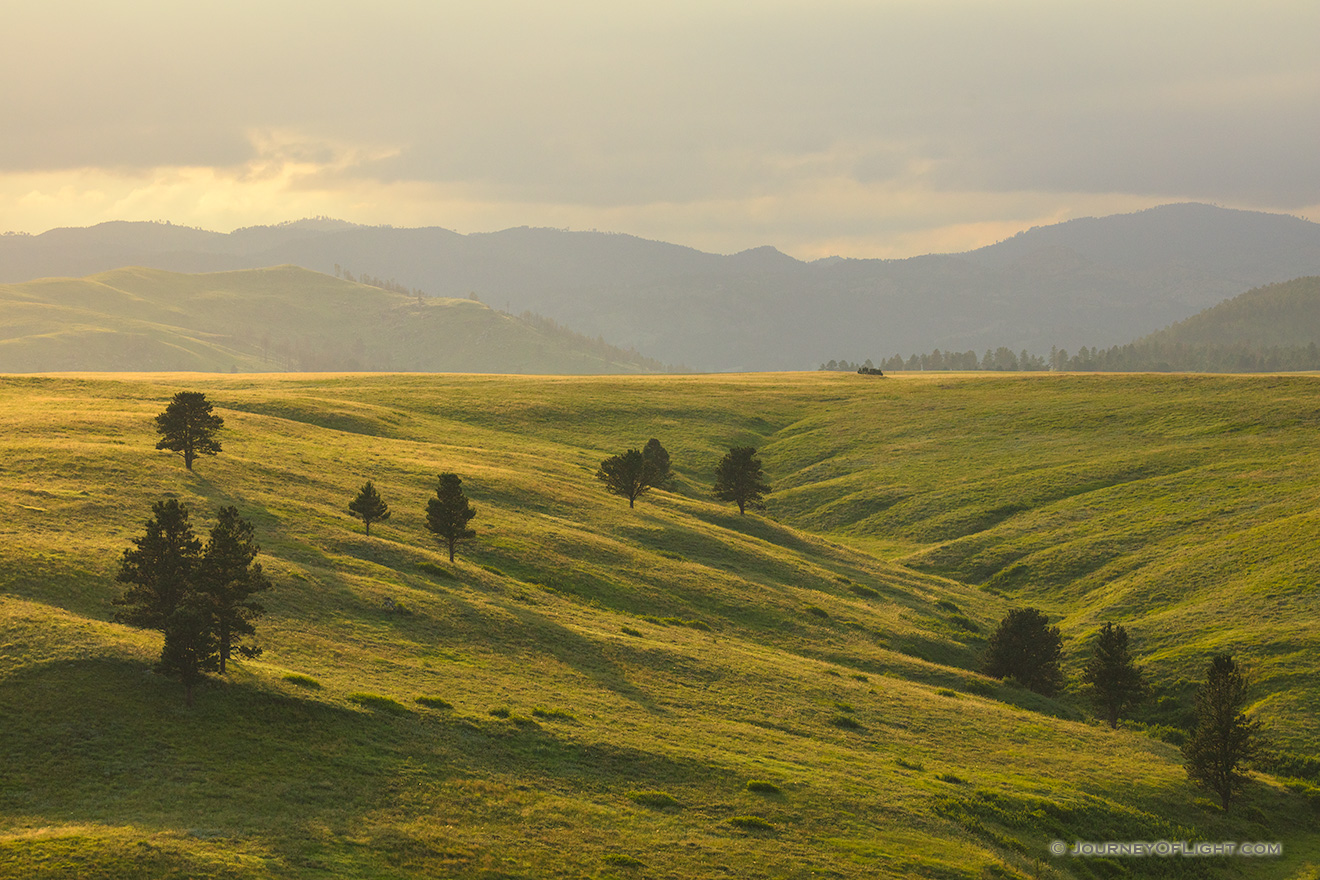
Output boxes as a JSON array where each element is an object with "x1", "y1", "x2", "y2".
[
  {"x1": 426, "y1": 473, "x2": 477, "y2": 562},
  {"x1": 348, "y1": 480, "x2": 391, "y2": 535},
  {"x1": 117, "y1": 501, "x2": 271, "y2": 703},
  {"x1": 1183, "y1": 653, "x2": 1261, "y2": 811},
  {"x1": 154, "y1": 391, "x2": 224, "y2": 470},
  {"x1": 114, "y1": 499, "x2": 202, "y2": 631},
  {"x1": 982, "y1": 607, "x2": 1065, "y2": 696},
  {"x1": 158, "y1": 591, "x2": 221, "y2": 708},
  {"x1": 596, "y1": 449, "x2": 659, "y2": 508},
  {"x1": 197, "y1": 506, "x2": 271, "y2": 674},
  {"x1": 642, "y1": 439, "x2": 672, "y2": 489},
  {"x1": 712, "y1": 446, "x2": 771, "y2": 514},
  {"x1": 1080, "y1": 622, "x2": 1147, "y2": 728}
]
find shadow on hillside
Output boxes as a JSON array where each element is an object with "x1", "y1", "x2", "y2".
[
  {"x1": 454, "y1": 596, "x2": 665, "y2": 712},
  {"x1": 0, "y1": 655, "x2": 738, "y2": 838},
  {"x1": 614, "y1": 511, "x2": 931, "y2": 623},
  {"x1": 170, "y1": 472, "x2": 341, "y2": 573},
  {"x1": 0, "y1": 656, "x2": 390, "y2": 827}
]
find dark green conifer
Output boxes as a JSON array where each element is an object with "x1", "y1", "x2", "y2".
[
  {"x1": 114, "y1": 499, "x2": 202, "y2": 631},
  {"x1": 712, "y1": 446, "x2": 770, "y2": 514},
  {"x1": 642, "y1": 439, "x2": 672, "y2": 488},
  {"x1": 982, "y1": 607, "x2": 1065, "y2": 696},
  {"x1": 426, "y1": 473, "x2": 477, "y2": 562},
  {"x1": 154, "y1": 391, "x2": 224, "y2": 470},
  {"x1": 197, "y1": 506, "x2": 271, "y2": 674},
  {"x1": 1183, "y1": 653, "x2": 1261, "y2": 811},
  {"x1": 1080, "y1": 622, "x2": 1147, "y2": 728},
  {"x1": 158, "y1": 592, "x2": 221, "y2": 708},
  {"x1": 596, "y1": 449, "x2": 659, "y2": 508},
  {"x1": 348, "y1": 480, "x2": 391, "y2": 535}
]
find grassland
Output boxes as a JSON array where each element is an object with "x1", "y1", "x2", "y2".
[{"x1": 0, "y1": 371, "x2": 1317, "y2": 879}]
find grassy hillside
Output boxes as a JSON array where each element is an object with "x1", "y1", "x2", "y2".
[
  {"x1": 0, "y1": 266, "x2": 669, "y2": 373},
  {"x1": 0, "y1": 372, "x2": 1317, "y2": 879},
  {"x1": 768, "y1": 372, "x2": 1320, "y2": 750}
]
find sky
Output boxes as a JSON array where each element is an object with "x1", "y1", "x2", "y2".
[{"x1": 4, "y1": 0, "x2": 1319, "y2": 259}]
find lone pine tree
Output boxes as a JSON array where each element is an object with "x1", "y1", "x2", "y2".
[
  {"x1": 426, "y1": 473, "x2": 477, "y2": 562},
  {"x1": 712, "y1": 446, "x2": 770, "y2": 514},
  {"x1": 1080, "y1": 622, "x2": 1147, "y2": 729},
  {"x1": 1183, "y1": 653, "x2": 1261, "y2": 811},
  {"x1": 155, "y1": 391, "x2": 224, "y2": 470},
  {"x1": 348, "y1": 480, "x2": 391, "y2": 535},
  {"x1": 982, "y1": 607, "x2": 1065, "y2": 696}
]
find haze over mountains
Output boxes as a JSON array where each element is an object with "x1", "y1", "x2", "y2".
[
  {"x1": 0, "y1": 267, "x2": 667, "y2": 374},
  {"x1": 5, "y1": 203, "x2": 1320, "y2": 371}
]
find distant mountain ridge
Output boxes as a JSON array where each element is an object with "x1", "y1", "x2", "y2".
[
  {"x1": 6, "y1": 204, "x2": 1320, "y2": 370},
  {"x1": 0, "y1": 266, "x2": 669, "y2": 374}
]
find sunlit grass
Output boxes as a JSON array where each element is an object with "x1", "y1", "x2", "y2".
[{"x1": 0, "y1": 371, "x2": 1315, "y2": 878}]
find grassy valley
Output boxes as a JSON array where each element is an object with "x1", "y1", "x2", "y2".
[
  {"x1": 0, "y1": 372, "x2": 1317, "y2": 879},
  {"x1": 0, "y1": 267, "x2": 668, "y2": 374}
]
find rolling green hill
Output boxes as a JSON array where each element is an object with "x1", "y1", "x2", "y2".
[
  {"x1": 0, "y1": 266, "x2": 668, "y2": 373},
  {"x1": 0, "y1": 372, "x2": 1317, "y2": 879}
]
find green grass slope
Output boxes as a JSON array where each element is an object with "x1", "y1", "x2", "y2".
[
  {"x1": 767, "y1": 372, "x2": 1320, "y2": 752},
  {"x1": 0, "y1": 267, "x2": 667, "y2": 373},
  {"x1": 0, "y1": 372, "x2": 1316, "y2": 879}
]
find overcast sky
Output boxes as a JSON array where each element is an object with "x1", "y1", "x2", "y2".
[{"x1": 4, "y1": 1, "x2": 1318, "y2": 258}]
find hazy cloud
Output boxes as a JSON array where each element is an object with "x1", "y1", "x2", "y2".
[{"x1": 4, "y1": 0, "x2": 1318, "y2": 256}]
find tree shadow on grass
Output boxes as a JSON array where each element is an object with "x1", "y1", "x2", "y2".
[
  {"x1": 452, "y1": 597, "x2": 665, "y2": 713},
  {"x1": 0, "y1": 655, "x2": 741, "y2": 872},
  {"x1": 0, "y1": 657, "x2": 390, "y2": 829}
]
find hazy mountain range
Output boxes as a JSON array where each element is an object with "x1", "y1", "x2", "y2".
[{"x1": 4, "y1": 203, "x2": 1320, "y2": 371}]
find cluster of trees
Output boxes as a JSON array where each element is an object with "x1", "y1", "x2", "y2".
[
  {"x1": 875, "y1": 348, "x2": 1048, "y2": 372},
  {"x1": 817, "y1": 359, "x2": 876, "y2": 372},
  {"x1": 332, "y1": 264, "x2": 426, "y2": 301},
  {"x1": 595, "y1": 440, "x2": 770, "y2": 515},
  {"x1": 1043, "y1": 341, "x2": 1320, "y2": 372},
  {"x1": 983, "y1": 608, "x2": 1261, "y2": 810},
  {"x1": 876, "y1": 340, "x2": 1320, "y2": 373},
  {"x1": 138, "y1": 393, "x2": 482, "y2": 703},
  {"x1": 114, "y1": 501, "x2": 270, "y2": 706}
]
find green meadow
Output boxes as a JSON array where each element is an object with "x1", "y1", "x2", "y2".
[{"x1": 0, "y1": 371, "x2": 1317, "y2": 879}]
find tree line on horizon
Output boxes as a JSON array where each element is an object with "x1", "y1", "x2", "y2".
[{"x1": 829, "y1": 340, "x2": 1320, "y2": 373}]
